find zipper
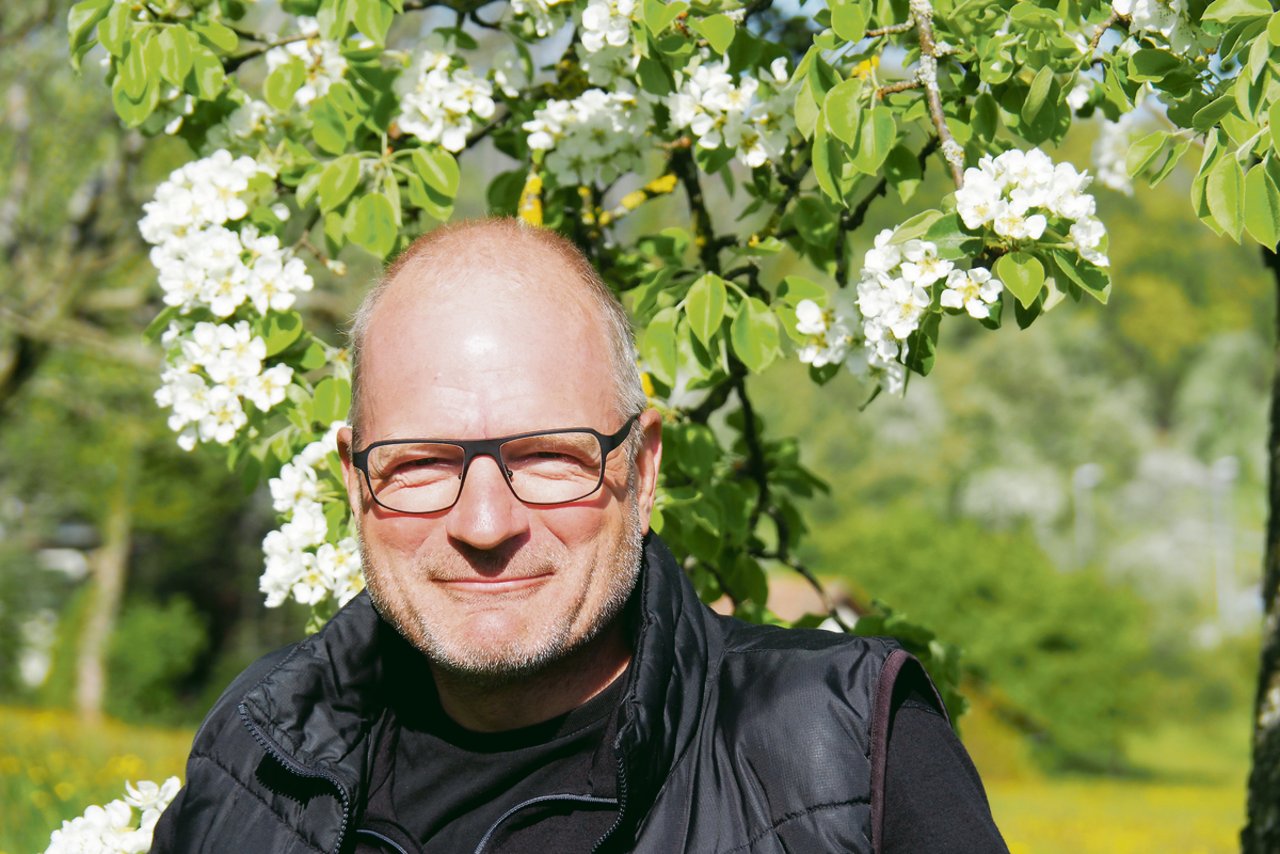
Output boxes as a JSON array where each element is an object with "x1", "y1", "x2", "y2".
[
  {"x1": 238, "y1": 703, "x2": 354, "y2": 853},
  {"x1": 472, "y1": 793, "x2": 618, "y2": 854},
  {"x1": 589, "y1": 750, "x2": 629, "y2": 854}
]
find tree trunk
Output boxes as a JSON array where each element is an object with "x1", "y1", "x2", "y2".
[
  {"x1": 75, "y1": 491, "x2": 130, "y2": 723},
  {"x1": 1244, "y1": 248, "x2": 1280, "y2": 852}
]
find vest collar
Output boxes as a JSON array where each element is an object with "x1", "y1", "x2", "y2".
[{"x1": 237, "y1": 533, "x2": 713, "y2": 825}]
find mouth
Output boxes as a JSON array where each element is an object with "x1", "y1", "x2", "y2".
[{"x1": 436, "y1": 573, "x2": 553, "y2": 595}]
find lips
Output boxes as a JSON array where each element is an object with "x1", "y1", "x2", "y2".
[{"x1": 436, "y1": 573, "x2": 552, "y2": 594}]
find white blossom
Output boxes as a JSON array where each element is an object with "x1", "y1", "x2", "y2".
[
  {"x1": 46, "y1": 778, "x2": 180, "y2": 854},
  {"x1": 941, "y1": 267, "x2": 1004, "y2": 319},
  {"x1": 524, "y1": 89, "x2": 652, "y2": 186},
  {"x1": 394, "y1": 49, "x2": 495, "y2": 153},
  {"x1": 955, "y1": 147, "x2": 1109, "y2": 266},
  {"x1": 1093, "y1": 113, "x2": 1140, "y2": 195},
  {"x1": 509, "y1": 0, "x2": 574, "y2": 37},
  {"x1": 259, "y1": 423, "x2": 359, "y2": 610},
  {"x1": 580, "y1": 0, "x2": 636, "y2": 53},
  {"x1": 667, "y1": 54, "x2": 796, "y2": 169},
  {"x1": 264, "y1": 17, "x2": 347, "y2": 107}
]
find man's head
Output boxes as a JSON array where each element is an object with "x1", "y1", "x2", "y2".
[{"x1": 338, "y1": 219, "x2": 662, "y2": 683}]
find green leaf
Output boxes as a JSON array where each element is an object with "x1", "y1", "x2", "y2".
[
  {"x1": 1269, "y1": 11, "x2": 1280, "y2": 45},
  {"x1": 299, "y1": 341, "x2": 328, "y2": 371},
  {"x1": 794, "y1": 83, "x2": 819, "y2": 140},
  {"x1": 922, "y1": 213, "x2": 982, "y2": 260},
  {"x1": 1150, "y1": 138, "x2": 1191, "y2": 187},
  {"x1": 730, "y1": 297, "x2": 780, "y2": 373},
  {"x1": 830, "y1": 0, "x2": 870, "y2": 42},
  {"x1": 1270, "y1": 101, "x2": 1280, "y2": 151},
  {"x1": 884, "y1": 144, "x2": 922, "y2": 203},
  {"x1": 685, "y1": 273, "x2": 727, "y2": 347},
  {"x1": 641, "y1": 307, "x2": 679, "y2": 385},
  {"x1": 319, "y1": 154, "x2": 361, "y2": 212},
  {"x1": 643, "y1": 0, "x2": 688, "y2": 34},
  {"x1": 823, "y1": 78, "x2": 863, "y2": 146},
  {"x1": 111, "y1": 72, "x2": 158, "y2": 126},
  {"x1": 353, "y1": 0, "x2": 395, "y2": 45},
  {"x1": 1244, "y1": 161, "x2": 1280, "y2": 247},
  {"x1": 311, "y1": 377, "x2": 351, "y2": 426},
  {"x1": 411, "y1": 148, "x2": 460, "y2": 198},
  {"x1": 850, "y1": 105, "x2": 895, "y2": 174},
  {"x1": 994, "y1": 251, "x2": 1045, "y2": 308},
  {"x1": 1021, "y1": 66, "x2": 1054, "y2": 124},
  {"x1": 157, "y1": 26, "x2": 194, "y2": 87},
  {"x1": 894, "y1": 209, "x2": 945, "y2": 242},
  {"x1": 190, "y1": 46, "x2": 226, "y2": 99},
  {"x1": 192, "y1": 19, "x2": 239, "y2": 53},
  {"x1": 1191, "y1": 96, "x2": 1236, "y2": 131},
  {"x1": 349, "y1": 192, "x2": 398, "y2": 257},
  {"x1": 811, "y1": 120, "x2": 842, "y2": 203},
  {"x1": 1125, "y1": 131, "x2": 1168, "y2": 178},
  {"x1": 1203, "y1": 0, "x2": 1272, "y2": 24},
  {"x1": 1050, "y1": 251, "x2": 1110, "y2": 304},
  {"x1": 903, "y1": 311, "x2": 940, "y2": 377},
  {"x1": 119, "y1": 37, "x2": 149, "y2": 100},
  {"x1": 98, "y1": 0, "x2": 130, "y2": 56},
  {"x1": 972, "y1": 92, "x2": 999, "y2": 139},
  {"x1": 1127, "y1": 49, "x2": 1181, "y2": 83},
  {"x1": 68, "y1": 0, "x2": 114, "y2": 65},
  {"x1": 264, "y1": 58, "x2": 306, "y2": 112},
  {"x1": 1206, "y1": 155, "x2": 1245, "y2": 242},
  {"x1": 263, "y1": 312, "x2": 305, "y2": 356},
  {"x1": 691, "y1": 13, "x2": 735, "y2": 54}
]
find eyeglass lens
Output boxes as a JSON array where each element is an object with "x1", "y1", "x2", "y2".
[{"x1": 365, "y1": 431, "x2": 607, "y2": 513}]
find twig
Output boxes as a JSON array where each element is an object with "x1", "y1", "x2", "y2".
[
  {"x1": 225, "y1": 33, "x2": 309, "y2": 73},
  {"x1": 867, "y1": 21, "x2": 915, "y2": 37},
  {"x1": 908, "y1": 0, "x2": 965, "y2": 188},
  {"x1": 734, "y1": 375, "x2": 770, "y2": 533},
  {"x1": 671, "y1": 147, "x2": 721, "y2": 273},
  {"x1": 1089, "y1": 11, "x2": 1126, "y2": 53},
  {"x1": 877, "y1": 79, "x2": 923, "y2": 97}
]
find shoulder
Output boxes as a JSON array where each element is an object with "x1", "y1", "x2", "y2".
[
  {"x1": 190, "y1": 641, "x2": 299, "y2": 748},
  {"x1": 709, "y1": 616, "x2": 905, "y2": 752}
]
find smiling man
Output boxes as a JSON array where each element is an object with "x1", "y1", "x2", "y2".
[{"x1": 151, "y1": 219, "x2": 1007, "y2": 853}]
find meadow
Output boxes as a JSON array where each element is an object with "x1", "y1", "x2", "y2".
[{"x1": 2, "y1": 696, "x2": 1251, "y2": 853}]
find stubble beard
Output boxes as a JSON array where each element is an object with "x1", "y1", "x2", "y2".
[{"x1": 359, "y1": 501, "x2": 645, "y2": 687}]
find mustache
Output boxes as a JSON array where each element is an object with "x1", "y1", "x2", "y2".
[{"x1": 421, "y1": 538, "x2": 566, "y2": 580}]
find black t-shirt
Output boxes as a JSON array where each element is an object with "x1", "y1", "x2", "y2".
[
  {"x1": 356, "y1": 632, "x2": 1007, "y2": 853},
  {"x1": 357, "y1": 631, "x2": 623, "y2": 853}
]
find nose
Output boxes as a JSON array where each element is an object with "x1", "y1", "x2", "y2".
[{"x1": 444, "y1": 453, "x2": 528, "y2": 551}]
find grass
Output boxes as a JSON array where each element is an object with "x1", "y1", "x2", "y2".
[
  {"x1": 964, "y1": 696, "x2": 1251, "y2": 854},
  {"x1": 0, "y1": 705, "x2": 191, "y2": 854},
  {"x1": 0, "y1": 699, "x2": 1254, "y2": 853}
]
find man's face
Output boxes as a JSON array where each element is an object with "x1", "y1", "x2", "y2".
[{"x1": 339, "y1": 270, "x2": 661, "y2": 680}]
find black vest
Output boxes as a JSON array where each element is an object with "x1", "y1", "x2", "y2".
[{"x1": 151, "y1": 536, "x2": 907, "y2": 853}]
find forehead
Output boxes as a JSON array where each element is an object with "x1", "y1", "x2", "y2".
[{"x1": 358, "y1": 263, "x2": 616, "y2": 439}]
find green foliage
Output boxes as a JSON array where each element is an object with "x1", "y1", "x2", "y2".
[
  {"x1": 833, "y1": 505, "x2": 1153, "y2": 768},
  {"x1": 106, "y1": 597, "x2": 209, "y2": 724}
]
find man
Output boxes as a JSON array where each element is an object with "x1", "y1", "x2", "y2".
[{"x1": 152, "y1": 219, "x2": 1007, "y2": 852}]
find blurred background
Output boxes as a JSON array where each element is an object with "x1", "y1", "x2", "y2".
[{"x1": 0, "y1": 2, "x2": 1271, "y2": 852}]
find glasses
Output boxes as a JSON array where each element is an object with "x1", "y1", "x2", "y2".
[{"x1": 351, "y1": 415, "x2": 640, "y2": 515}]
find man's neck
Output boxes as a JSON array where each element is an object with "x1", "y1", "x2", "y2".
[{"x1": 429, "y1": 620, "x2": 632, "y2": 733}]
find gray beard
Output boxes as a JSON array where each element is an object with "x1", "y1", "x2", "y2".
[{"x1": 360, "y1": 501, "x2": 645, "y2": 686}]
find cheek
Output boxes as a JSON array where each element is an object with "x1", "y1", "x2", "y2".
[{"x1": 363, "y1": 514, "x2": 442, "y2": 557}]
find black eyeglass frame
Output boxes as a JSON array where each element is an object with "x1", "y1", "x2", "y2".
[{"x1": 351, "y1": 414, "x2": 641, "y2": 515}]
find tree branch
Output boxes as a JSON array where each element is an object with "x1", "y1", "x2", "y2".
[
  {"x1": 908, "y1": 0, "x2": 964, "y2": 187},
  {"x1": 1089, "y1": 11, "x2": 1127, "y2": 53}
]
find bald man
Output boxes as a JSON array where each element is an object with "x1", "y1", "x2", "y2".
[{"x1": 151, "y1": 219, "x2": 1007, "y2": 853}]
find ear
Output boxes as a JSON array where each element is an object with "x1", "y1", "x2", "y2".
[
  {"x1": 337, "y1": 425, "x2": 364, "y2": 515},
  {"x1": 632, "y1": 408, "x2": 663, "y2": 534}
]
